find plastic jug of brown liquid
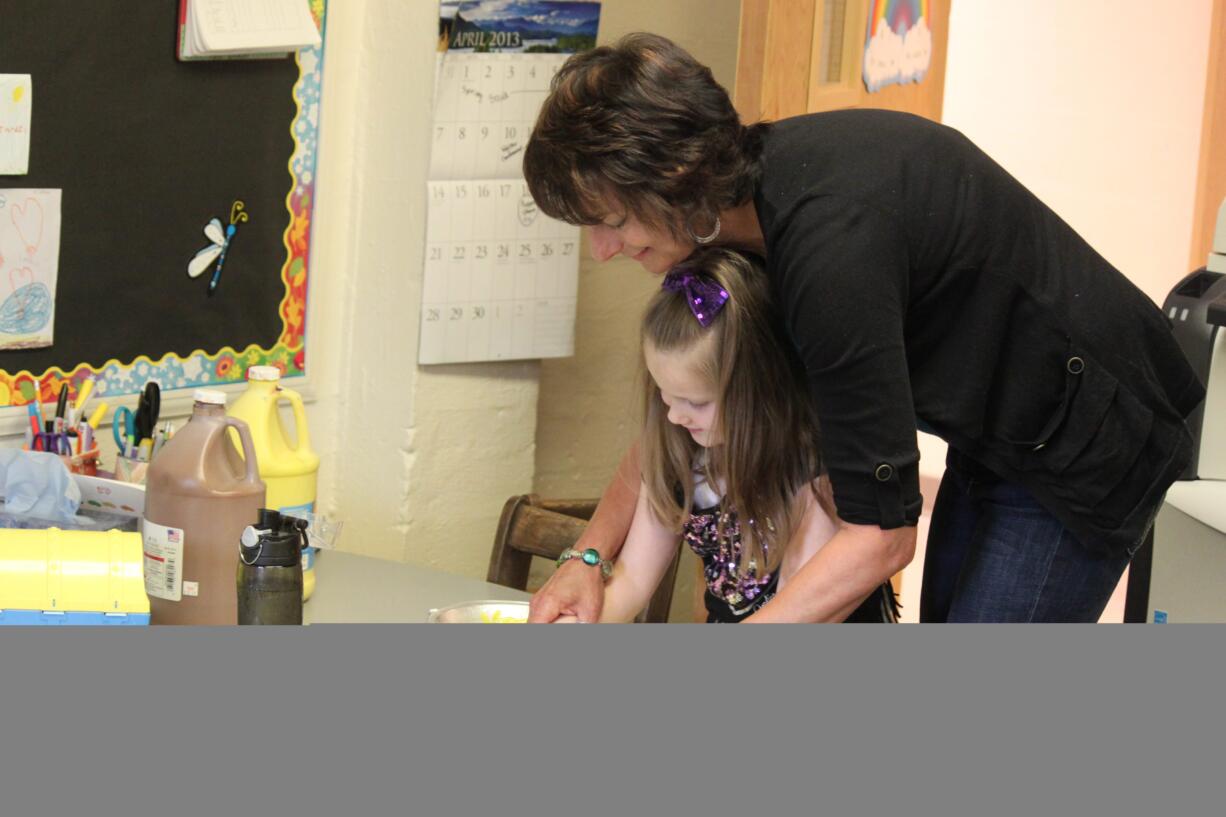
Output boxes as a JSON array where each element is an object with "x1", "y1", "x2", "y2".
[{"x1": 143, "y1": 389, "x2": 266, "y2": 625}]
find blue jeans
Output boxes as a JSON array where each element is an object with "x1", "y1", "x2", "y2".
[{"x1": 919, "y1": 450, "x2": 1135, "y2": 622}]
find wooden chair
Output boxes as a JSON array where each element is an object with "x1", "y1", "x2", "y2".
[{"x1": 488, "y1": 494, "x2": 681, "y2": 622}]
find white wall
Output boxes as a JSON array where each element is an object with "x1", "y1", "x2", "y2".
[
  {"x1": 943, "y1": 0, "x2": 1213, "y2": 304},
  {"x1": 305, "y1": 0, "x2": 539, "y2": 576}
]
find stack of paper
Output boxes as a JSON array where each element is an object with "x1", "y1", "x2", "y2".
[{"x1": 178, "y1": 0, "x2": 321, "y2": 61}]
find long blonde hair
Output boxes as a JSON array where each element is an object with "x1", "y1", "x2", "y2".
[{"x1": 640, "y1": 248, "x2": 826, "y2": 576}]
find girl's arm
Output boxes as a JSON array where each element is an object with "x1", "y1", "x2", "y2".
[
  {"x1": 774, "y1": 480, "x2": 839, "y2": 590},
  {"x1": 599, "y1": 482, "x2": 682, "y2": 623},
  {"x1": 753, "y1": 479, "x2": 913, "y2": 622},
  {"x1": 746, "y1": 522, "x2": 914, "y2": 622}
]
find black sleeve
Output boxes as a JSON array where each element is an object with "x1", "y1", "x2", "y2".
[{"x1": 771, "y1": 195, "x2": 922, "y2": 528}]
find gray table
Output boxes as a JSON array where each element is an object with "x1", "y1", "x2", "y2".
[{"x1": 304, "y1": 550, "x2": 531, "y2": 623}]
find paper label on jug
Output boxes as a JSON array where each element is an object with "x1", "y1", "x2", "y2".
[{"x1": 143, "y1": 520, "x2": 185, "y2": 602}]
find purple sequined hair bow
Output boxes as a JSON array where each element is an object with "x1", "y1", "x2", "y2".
[{"x1": 661, "y1": 267, "x2": 729, "y2": 328}]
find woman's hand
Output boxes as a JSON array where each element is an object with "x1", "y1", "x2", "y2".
[
  {"x1": 527, "y1": 559, "x2": 606, "y2": 623},
  {"x1": 528, "y1": 444, "x2": 644, "y2": 622},
  {"x1": 746, "y1": 522, "x2": 915, "y2": 622}
]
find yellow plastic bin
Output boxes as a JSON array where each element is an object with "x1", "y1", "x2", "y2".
[{"x1": 0, "y1": 528, "x2": 149, "y2": 625}]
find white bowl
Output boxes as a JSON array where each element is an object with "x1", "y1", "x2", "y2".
[{"x1": 426, "y1": 599, "x2": 530, "y2": 623}]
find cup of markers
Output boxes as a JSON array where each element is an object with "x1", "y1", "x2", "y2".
[
  {"x1": 21, "y1": 377, "x2": 174, "y2": 482},
  {"x1": 112, "y1": 422, "x2": 174, "y2": 485},
  {"x1": 23, "y1": 377, "x2": 104, "y2": 476},
  {"x1": 110, "y1": 382, "x2": 169, "y2": 486}
]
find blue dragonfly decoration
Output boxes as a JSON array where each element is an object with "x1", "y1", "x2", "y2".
[{"x1": 188, "y1": 200, "x2": 248, "y2": 295}]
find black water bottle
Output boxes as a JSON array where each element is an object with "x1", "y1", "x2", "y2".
[{"x1": 237, "y1": 509, "x2": 308, "y2": 625}]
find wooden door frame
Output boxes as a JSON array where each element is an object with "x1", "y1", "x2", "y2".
[{"x1": 735, "y1": 0, "x2": 818, "y2": 123}]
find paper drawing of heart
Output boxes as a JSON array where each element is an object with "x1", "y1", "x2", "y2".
[{"x1": 11, "y1": 198, "x2": 44, "y2": 256}]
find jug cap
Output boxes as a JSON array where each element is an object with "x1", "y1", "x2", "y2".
[
  {"x1": 194, "y1": 389, "x2": 227, "y2": 405},
  {"x1": 247, "y1": 366, "x2": 282, "y2": 382}
]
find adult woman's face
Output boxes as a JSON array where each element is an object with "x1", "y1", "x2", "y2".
[{"x1": 586, "y1": 210, "x2": 694, "y2": 275}]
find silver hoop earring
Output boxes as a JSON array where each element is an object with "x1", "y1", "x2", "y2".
[{"x1": 687, "y1": 214, "x2": 721, "y2": 245}]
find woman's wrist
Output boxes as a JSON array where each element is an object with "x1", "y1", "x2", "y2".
[{"x1": 555, "y1": 547, "x2": 614, "y2": 580}]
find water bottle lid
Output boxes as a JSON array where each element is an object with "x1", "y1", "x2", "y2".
[
  {"x1": 247, "y1": 365, "x2": 282, "y2": 382},
  {"x1": 194, "y1": 389, "x2": 227, "y2": 405}
]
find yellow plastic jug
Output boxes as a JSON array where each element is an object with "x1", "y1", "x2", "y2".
[{"x1": 227, "y1": 366, "x2": 321, "y2": 600}]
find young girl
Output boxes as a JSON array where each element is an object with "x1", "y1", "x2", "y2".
[{"x1": 598, "y1": 248, "x2": 898, "y2": 623}]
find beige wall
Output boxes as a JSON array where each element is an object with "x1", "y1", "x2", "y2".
[{"x1": 532, "y1": 1, "x2": 744, "y2": 620}]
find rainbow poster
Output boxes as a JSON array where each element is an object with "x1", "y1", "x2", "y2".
[{"x1": 863, "y1": 0, "x2": 932, "y2": 93}]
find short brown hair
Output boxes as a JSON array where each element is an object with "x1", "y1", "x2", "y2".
[{"x1": 524, "y1": 33, "x2": 767, "y2": 235}]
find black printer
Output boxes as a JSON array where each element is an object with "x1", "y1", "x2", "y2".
[
  {"x1": 1131, "y1": 200, "x2": 1226, "y2": 621},
  {"x1": 1162, "y1": 230, "x2": 1226, "y2": 480}
]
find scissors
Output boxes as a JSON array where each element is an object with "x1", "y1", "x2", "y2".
[
  {"x1": 114, "y1": 382, "x2": 162, "y2": 453},
  {"x1": 135, "y1": 382, "x2": 161, "y2": 442},
  {"x1": 34, "y1": 431, "x2": 73, "y2": 455},
  {"x1": 113, "y1": 406, "x2": 137, "y2": 453}
]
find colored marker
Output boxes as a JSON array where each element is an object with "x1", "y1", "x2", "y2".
[
  {"x1": 26, "y1": 404, "x2": 40, "y2": 440},
  {"x1": 73, "y1": 375, "x2": 96, "y2": 412},
  {"x1": 87, "y1": 402, "x2": 108, "y2": 430},
  {"x1": 32, "y1": 379, "x2": 46, "y2": 431}
]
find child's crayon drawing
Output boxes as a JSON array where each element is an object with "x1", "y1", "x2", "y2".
[
  {"x1": 0, "y1": 74, "x2": 32, "y2": 175},
  {"x1": 0, "y1": 188, "x2": 60, "y2": 350}
]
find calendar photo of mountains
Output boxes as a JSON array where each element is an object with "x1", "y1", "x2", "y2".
[{"x1": 439, "y1": 2, "x2": 601, "y2": 53}]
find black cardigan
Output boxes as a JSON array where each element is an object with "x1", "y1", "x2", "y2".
[{"x1": 753, "y1": 109, "x2": 1204, "y2": 555}]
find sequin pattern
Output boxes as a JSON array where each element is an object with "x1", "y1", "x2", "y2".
[{"x1": 682, "y1": 506, "x2": 773, "y2": 612}]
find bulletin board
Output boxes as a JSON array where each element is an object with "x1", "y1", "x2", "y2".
[{"x1": 0, "y1": 0, "x2": 326, "y2": 408}]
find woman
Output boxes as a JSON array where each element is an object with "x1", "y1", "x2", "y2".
[{"x1": 523, "y1": 33, "x2": 1204, "y2": 622}]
